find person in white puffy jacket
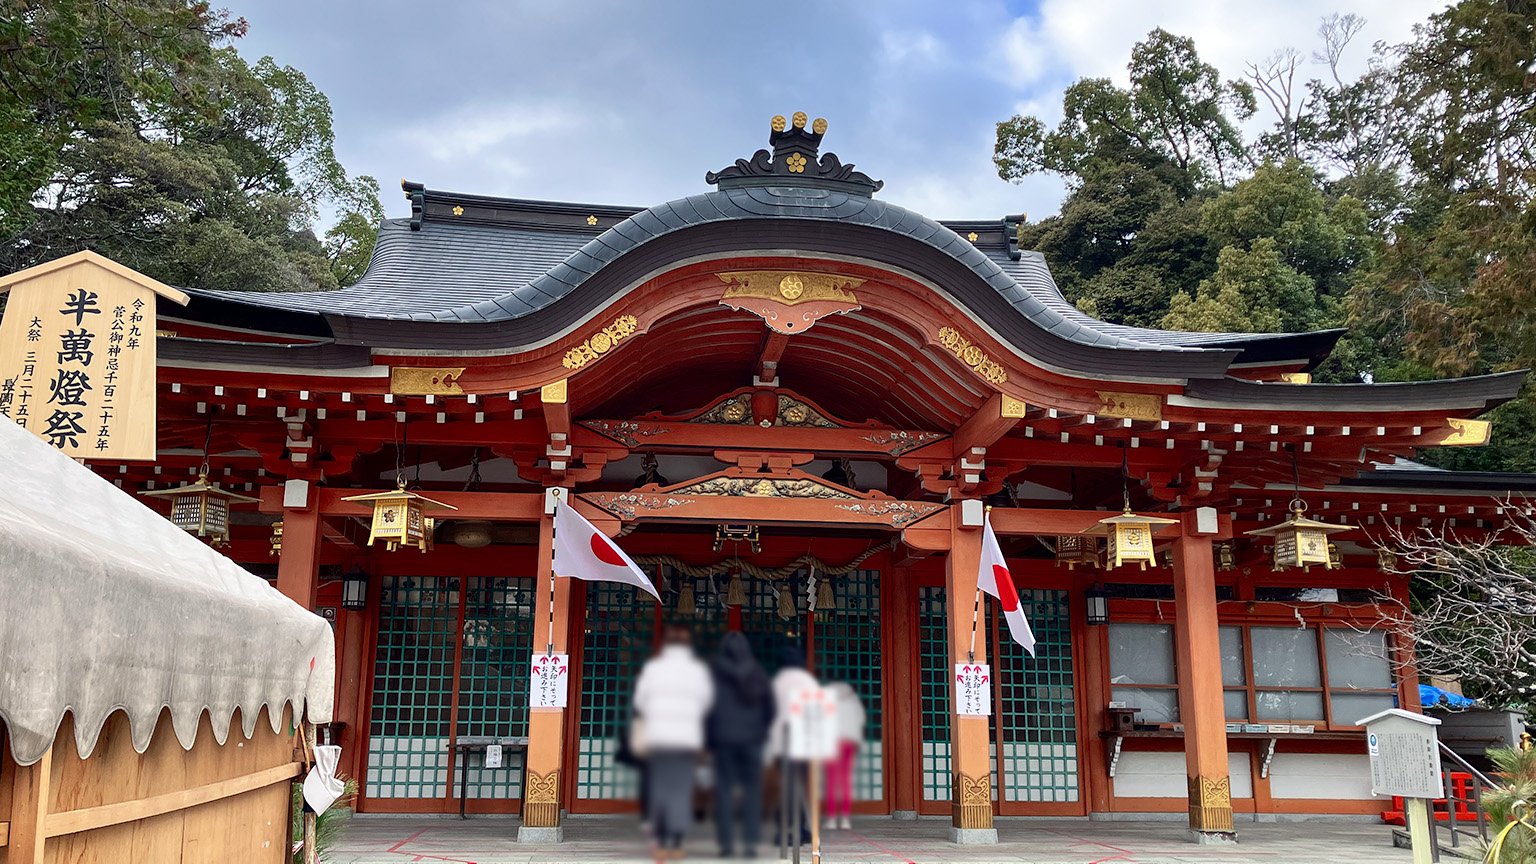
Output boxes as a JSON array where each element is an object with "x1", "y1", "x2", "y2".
[{"x1": 633, "y1": 624, "x2": 714, "y2": 858}]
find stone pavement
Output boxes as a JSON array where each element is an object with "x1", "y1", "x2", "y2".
[{"x1": 330, "y1": 815, "x2": 1416, "y2": 863}]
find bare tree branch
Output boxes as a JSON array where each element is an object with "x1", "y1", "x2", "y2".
[{"x1": 1374, "y1": 497, "x2": 1536, "y2": 709}]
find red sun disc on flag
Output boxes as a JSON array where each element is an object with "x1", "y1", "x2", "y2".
[
  {"x1": 993, "y1": 564, "x2": 1020, "y2": 612},
  {"x1": 591, "y1": 533, "x2": 627, "y2": 566}
]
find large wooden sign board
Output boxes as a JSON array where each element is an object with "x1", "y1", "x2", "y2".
[{"x1": 0, "y1": 251, "x2": 187, "y2": 460}]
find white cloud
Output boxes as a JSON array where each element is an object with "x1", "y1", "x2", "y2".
[
  {"x1": 880, "y1": 29, "x2": 944, "y2": 66},
  {"x1": 395, "y1": 103, "x2": 585, "y2": 164},
  {"x1": 1002, "y1": 0, "x2": 1444, "y2": 95}
]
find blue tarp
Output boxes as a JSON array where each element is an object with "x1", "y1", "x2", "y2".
[{"x1": 1420, "y1": 684, "x2": 1478, "y2": 709}]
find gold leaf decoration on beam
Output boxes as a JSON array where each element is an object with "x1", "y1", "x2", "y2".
[
  {"x1": 561, "y1": 314, "x2": 639, "y2": 370},
  {"x1": 717, "y1": 271, "x2": 863, "y2": 306},
  {"x1": 1435, "y1": 417, "x2": 1492, "y2": 446},
  {"x1": 390, "y1": 366, "x2": 466, "y2": 395},
  {"x1": 666, "y1": 476, "x2": 856, "y2": 499},
  {"x1": 1096, "y1": 390, "x2": 1162, "y2": 422},
  {"x1": 540, "y1": 379, "x2": 568, "y2": 404},
  {"x1": 936, "y1": 327, "x2": 1008, "y2": 384}
]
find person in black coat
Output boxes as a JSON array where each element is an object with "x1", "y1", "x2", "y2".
[{"x1": 707, "y1": 631, "x2": 775, "y2": 859}]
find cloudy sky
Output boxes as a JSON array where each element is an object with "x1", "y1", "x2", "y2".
[{"x1": 234, "y1": 0, "x2": 1447, "y2": 223}]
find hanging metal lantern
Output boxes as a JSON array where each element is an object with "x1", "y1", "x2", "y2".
[
  {"x1": 341, "y1": 482, "x2": 457, "y2": 552},
  {"x1": 1086, "y1": 511, "x2": 1179, "y2": 570},
  {"x1": 1217, "y1": 542, "x2": 1236, "y2": 571},
  {"x1": 1244, "y1": 500, "x2": 1350, "y2": 571},
  {"x1": 1376, "y1": 547, "x2": 1396, "y2": 572},
  {"x1": 269, "y1": 520, "x2": 284, "y2": 557},
  {"x1": 139, "y1": 472, "x2": 260, "y2": 546},
  {"x1": 1054, "y1": 534, "x2": 1099, "y2": 569}
]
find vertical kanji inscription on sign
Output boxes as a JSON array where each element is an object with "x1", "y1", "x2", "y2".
[{"x1": 0, "y1": 251, "x2": 187, "y2": 460}]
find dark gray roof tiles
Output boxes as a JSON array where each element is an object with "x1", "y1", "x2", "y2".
[{"x1": 188, "y1": 185, "x2": 1328, "y2": 370}]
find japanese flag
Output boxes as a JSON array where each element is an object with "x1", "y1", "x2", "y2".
[
  {"x1": 552, "y1": 501, "x2": 660, "y2": 601},
  {"x1": 977, "y1": 513, "x2": 1036, "y2": 656}
]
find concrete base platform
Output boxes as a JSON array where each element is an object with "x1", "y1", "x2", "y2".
[
  {"x1": 947, "y1": 826, "x2": 997, "y2": 845},
  {"x1": 331, "y1": 814, "x2": 1414, "y2": 863},
  {"x1": 516, "y1": 825, "x2": 563, "y2": 844}
]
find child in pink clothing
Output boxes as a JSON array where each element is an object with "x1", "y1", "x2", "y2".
[{"x1": 824, "y1": 682, "x2": 866, "y2": 830}]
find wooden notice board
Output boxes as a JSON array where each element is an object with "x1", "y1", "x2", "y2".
[{"x1": 0, "y1": 251, "x2": 187, "y2": 460}]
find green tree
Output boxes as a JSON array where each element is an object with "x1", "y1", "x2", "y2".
[
  {"x1": 995, "y1": 28, "x2": 1255, "y2": 188},
  {"x1": 0, "y1": 0, "x2": 381, "y2": 292}
]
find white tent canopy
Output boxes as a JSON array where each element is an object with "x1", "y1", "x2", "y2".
[{"x1": 0, "y1": 421, "x2": 334, "y2": 766}]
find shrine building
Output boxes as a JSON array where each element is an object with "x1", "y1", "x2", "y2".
[{"x1": 85, "y1": 114, "x2": 1535, "y2": 842}]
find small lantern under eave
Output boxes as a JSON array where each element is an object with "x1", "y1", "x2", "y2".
[
  {"x1": 1055, "y1": 534, "x2": 1100, "y2": 569},
  {"x1": 1087, "y1": 511, "x2": 1179, "y2": 570},
  {"x1": 1244, "y1": 502, "x2": 1350, "y2": 571},
  {"x1": 1085, "y1": 587, "x2": 1110, "y2": 625},
  {"x1": 341, "y1": 567, "x2": 370, "y2": 610},
  {"x1": 139, "y1": 473, "x2": 260, "y2": 546},
  {"x1": 341, "y1": 484, "x2": 457, "y2": 552}
]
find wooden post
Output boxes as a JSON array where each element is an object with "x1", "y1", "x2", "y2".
[
  {"x1": 276, "y1": 484, "x2": 323, "y2": 608},
  {"x1": 809, "y1": 756, "x2": 822, "y2": 864},
  {"x1": 1171, "y1": 525, "x2": 1236, "y2": 844},
  {"x1": 6, "y1": 747, "x2": 51, "y2": 864},
  {"x1": 519, "y1": 504, "x2": 570, "y2": 843},
  {"x1": 1405, "y1": 797, "x2": 1434, "y2": 864},
  {"x1": 945, "y1": 504, "x2": 996, "y2": 844},
  {"x1": 302, "y1": 811, "x2": 319, "y2": 864}
]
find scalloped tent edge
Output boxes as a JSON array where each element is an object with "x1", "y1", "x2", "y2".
[{"x1": 0, "y1": 420, "x2": 334, "y2": 767}]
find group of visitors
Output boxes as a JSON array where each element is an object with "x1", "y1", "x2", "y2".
[{"x1": 627, "y1": 624, "x2": 865, "y2": 861}]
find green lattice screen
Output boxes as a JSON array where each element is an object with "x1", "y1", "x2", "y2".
[
  {"x1": 918, "y1": 585, "x2": 951, "y2": 802},
  {"x1": 577, "y1": 580, "x2": 656, "y2": 800},
  {"x1": 813, "y1": 568, "x2": 883, "y2": 801},
  {"x1": 367, "y1": 577, "x2": 460, "y2": 799},
  {"x1": 456, "y1": 577, "x2": 536, "y2": 799},
  {"x1": 740, "y1": 574, "x2": 804, "y2": 675},
  {"x1": 995, "y1": 589, "x2": 1079, "y2": 803}
]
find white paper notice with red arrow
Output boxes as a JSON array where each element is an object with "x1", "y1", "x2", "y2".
[
  {"x1": 529, "y1": 652, "x2": 570, "y2": 709},
  {"x1": 955, "y1": 663, "x2": 992, "y2": 716}
]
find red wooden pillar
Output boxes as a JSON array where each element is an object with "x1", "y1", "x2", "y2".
[
  {"x1": 335, "y1": 606, "x2": 368, "y2": 776},
  {"x1": 276, "y1": 478, "x2": 322, "y2": 608},
  {"x1": 945, "y1": 501, "x2": 996, "y2": 844},
  {"x1": 521, "y1": 498, "x2": 571, "y2": 842},
  {"x1": 887, "y1": 565, "x2": 917, "y2": 817},
  {"x1": 1172, "y1": 514, "x2": 1235, "y2": 843}
]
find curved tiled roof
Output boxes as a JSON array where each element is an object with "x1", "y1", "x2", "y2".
[{"x1": 192, "y1": 183, "x2": 1345, "y2": 373}]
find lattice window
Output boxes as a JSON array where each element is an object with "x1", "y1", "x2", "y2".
[
  {"x1": 918, "y1": 585, "x2": 951, "y2": 802},
  {"x1": 456, "y1": 577, "x2": 536, "y2": 799},
  {"x1": 740, "y1": 574, "x2": 804, "y2": 676},
  {"x1": 995, "y1": 589, "x2": 1079, "y2": 803},
  {"x1": 661, "y1": 567, "x2": 728, "y2": 658},
  {"x1": 577, "y1": 580, "x2": 655, "y2": 800},
  {"x1": 813, "y1": 568, "x2": 884, "y2": 801},
  {"x1": 366, "y1": 577, "x2": 459, "y2": 799}
]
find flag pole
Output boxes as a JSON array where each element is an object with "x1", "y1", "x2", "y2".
[
  {"x1": 546, "y1": 491, "x2": 559, "y2": 657},
  {"x1": 968, "y1": 505, "x2": 989, "y2": 662}
]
